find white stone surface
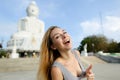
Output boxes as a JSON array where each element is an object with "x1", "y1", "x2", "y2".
[
  {"x1": 7, "y1": 1, "x2": 44, "y2": 52},
  {"x1": 10, "y1": 39, "x2": 19, "y2": 58},
  {"x1": 81, "y1": 44, "x2": 88, "y2": 56}
]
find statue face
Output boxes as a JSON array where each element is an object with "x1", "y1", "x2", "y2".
[{"x1": 27, "y1": 5, "x2": 39, "y2": 17}]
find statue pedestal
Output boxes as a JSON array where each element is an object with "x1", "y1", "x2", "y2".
[
  {"x1": 81, "y1": 51, "x2": 88, "y2": 56},
  {"x1": 10, "y1": 39, "x2": 19, "y2": 58},
  {"x1": 10, "y1": 53, "x2": 19, "y2": 58},
  {"x1": 81, "y1": 43, "x2": 88, "y2": 56}
]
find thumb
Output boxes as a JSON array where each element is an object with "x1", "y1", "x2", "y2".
[{"x1": 86, "y1": 64, "x2": 92, "y2": 74}]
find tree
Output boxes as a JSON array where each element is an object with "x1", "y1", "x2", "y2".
[
  {"x1": 117, "y1": 42, "x2": 120, "y2": 52},
  {"x1": 78, "y1": 34, "x2": 108, "y2": 53},
  {"x1": 0, "y1": 43, "x2": 2, "y2": 49},
  {"x1": 107, "y1": 40, "x2": 119, "y2": 53}
]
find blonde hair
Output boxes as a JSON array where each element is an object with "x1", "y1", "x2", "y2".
[{"x1": 37, "y1": 26, "x2": 60, "y2": 80}]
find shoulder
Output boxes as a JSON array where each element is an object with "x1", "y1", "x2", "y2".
[
  {"x1": 73, "y1": 49, "x2": 81, "y2": 57},
  {"x1": 51, "y1": 66, "x2": 61, "y2": 74},
  {"x1": 51, "y1": 66, "x2": 63, "y2": 80}
]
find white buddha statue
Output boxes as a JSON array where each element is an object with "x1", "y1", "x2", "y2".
[
  {"x1": 18, "y1": 1, "x2": 44, "y2": 34},
  {"x1": 7, "y1": 1, "x2": 45, "y2": 53}
]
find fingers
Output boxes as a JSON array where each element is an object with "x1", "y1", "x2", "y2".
[
  {"x1": 86, "y1": 64, "x2": 95, "y2": 80},
  {"x1": 87, "y1": 73, "x2": 95, "y2": 80},
  {"x1": 86, "y1": 64, "x2": 93, "y2": 74}
]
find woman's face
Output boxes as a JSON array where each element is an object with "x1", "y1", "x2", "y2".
[{"x1": 50, "y1": 28, "x2": 72, "y2": 51}]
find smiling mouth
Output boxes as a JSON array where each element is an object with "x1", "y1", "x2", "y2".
[{"x1": 64, "y1": 40, "x2": 70, "y2": 44}]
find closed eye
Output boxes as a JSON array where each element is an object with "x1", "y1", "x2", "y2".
[{"x1": 55, "y1": 35, "x2": 60, "y2": 39}]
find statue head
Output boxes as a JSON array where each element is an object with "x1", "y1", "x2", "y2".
[{"x1": 26, "y1": 1, "x2": 39, "y2": 17}]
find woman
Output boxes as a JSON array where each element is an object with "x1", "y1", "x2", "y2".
[{"x1": 37, "y1": 26, "x2": 94, "y2": 80}]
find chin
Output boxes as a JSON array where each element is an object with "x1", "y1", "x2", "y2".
[{"x1": 66, "y1": 45, "x2": 72, "y2": 50}]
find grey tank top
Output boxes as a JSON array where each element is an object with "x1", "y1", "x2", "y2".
[{"x1": 52, "y1": 50, "x2": 86, "y2": 80}]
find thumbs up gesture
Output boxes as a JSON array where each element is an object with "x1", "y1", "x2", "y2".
[{"x1": 86, "y1": 64, "x2": 94, "y2": 80}]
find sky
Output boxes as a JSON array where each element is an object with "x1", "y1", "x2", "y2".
[{"x1": 0, "y1": 0, "x2": 120, "y2": 49}]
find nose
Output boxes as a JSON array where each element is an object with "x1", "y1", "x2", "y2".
[{"x1": 62, "y1": 34, "x2": 66, "y2": 39}]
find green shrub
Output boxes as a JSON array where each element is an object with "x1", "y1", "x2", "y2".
[{"x1": 0, "y1": 49, "x2": 7, "y2": 58}]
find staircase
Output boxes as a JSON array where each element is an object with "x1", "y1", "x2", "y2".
[
  {"x1": 0, "y1": 56, "x2": 107, "y2": 72},
  {"x1": 0, "y1": 58, "x2": 39, "y2": 72},
  {"x1": 80, "y1": 56, "x2": 107, "y2": 67}
]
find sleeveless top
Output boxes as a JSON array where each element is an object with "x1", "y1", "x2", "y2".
[{"x1": 52, "y1": 50, "x2": 86, "y2": 80}]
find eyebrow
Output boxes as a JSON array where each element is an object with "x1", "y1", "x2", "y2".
[{"x1": 52, "y1": 30, "x2": 65, "y2": 38}]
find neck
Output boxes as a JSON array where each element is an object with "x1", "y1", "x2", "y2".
[{"x1": 59, "y1": 50, "x2": 73, "y2": 60}]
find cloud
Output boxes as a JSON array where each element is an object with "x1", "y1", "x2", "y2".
[
  {"x1": 104, "y1": 16, "x2": 120, "y2": 32},
  {"x1": 80, "y1": 20, "x2": 101, "y2": 36},
  {"x1": 80, "y1": 16, "x2": 120, "y2": 42},
  {"x1": 103, "y1": 16, "x2": 120, "y2": 42}
]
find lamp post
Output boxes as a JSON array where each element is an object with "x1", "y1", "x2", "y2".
[{"x1": 92, "y1": 43, "x2": 94, "y2": 53}]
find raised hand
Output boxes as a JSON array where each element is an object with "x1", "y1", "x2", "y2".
[{"x1": 86, "y1": 64, "x2": 94, "y2": 80}]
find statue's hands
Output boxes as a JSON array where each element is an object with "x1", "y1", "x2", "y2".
[{"x1": 86, "y1": 64, "x2": 94, "y2": 80}]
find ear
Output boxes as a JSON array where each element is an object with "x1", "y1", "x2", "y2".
[{"x1": 51, "y1": 44, "x2": 56, "y2": 50}]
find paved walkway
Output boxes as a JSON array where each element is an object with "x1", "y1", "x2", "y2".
[
  {"x1": 0, "y1": 63, "x2": 120, "y2": 80},
  {"x1": 0, "y1": 70, "x2": 37, "y2": 80},
  {"x1": 92, "y1": 63, "x2": 120, "y2": 80}
]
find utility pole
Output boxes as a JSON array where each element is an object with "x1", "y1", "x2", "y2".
[{"x1": 99, "y1": 12, "x2": 104, "y2": 35}]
